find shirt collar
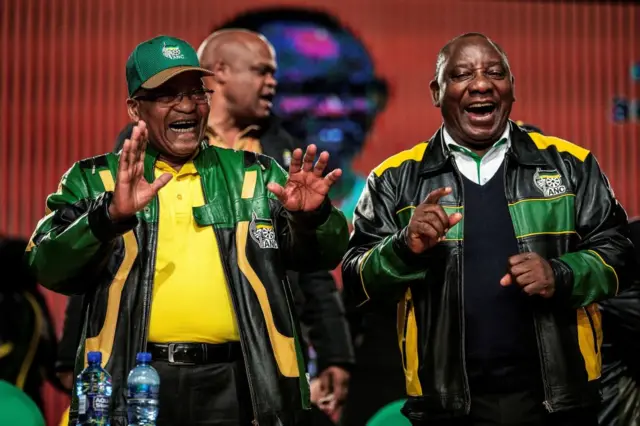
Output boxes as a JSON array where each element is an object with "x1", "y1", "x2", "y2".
[
  {"x1": 442, "y1": 122, "x2": 511, "y2": 158},
  {"x1": 206, "y1": 124, "x2": 261, "y2": 148},
  {"x1": 155, "y1": 160, "x2": 198, "y2": 177}
]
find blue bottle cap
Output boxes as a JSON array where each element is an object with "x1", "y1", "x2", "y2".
[
  {"x1": 87, "y1": 351, "x2": 102, "y2": 364},
  {"x1": 136, "y1": 352, "x2": 152, "y2": 363}
]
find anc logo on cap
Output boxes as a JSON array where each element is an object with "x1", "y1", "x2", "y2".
[{"x1": 162, "y1": 42, "x2": 185, "y2": 60}]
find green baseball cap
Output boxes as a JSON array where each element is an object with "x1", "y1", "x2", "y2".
[{"x1": 125, "y1": 35, "x2": 214, "y2": 96}]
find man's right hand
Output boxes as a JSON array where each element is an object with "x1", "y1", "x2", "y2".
[
  {"x1": 405, "y1": 187, "x2": 463, "y2": 254},
  {"x1": 108, "y1": 121, "x2": 172, "y2": 222}
]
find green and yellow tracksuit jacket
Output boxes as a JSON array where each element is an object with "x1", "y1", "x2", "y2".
[{"x1": 25, "y1": 144, "x2": 349, "y2": 426}]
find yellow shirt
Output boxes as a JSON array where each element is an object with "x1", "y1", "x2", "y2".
[{"x1": 148, "y1": 160, "x2": 239, "y2": 343}]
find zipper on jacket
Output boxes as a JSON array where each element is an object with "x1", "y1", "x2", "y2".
[
  {"x1": 502, "y1": 154, "x2": 554, "y2": 412},
  {"x1": 533, "y1": 313, "x2": 554, "y2": 413},
  {"x1": 583, "y1": 308, "x2": 598, "y2": 354},
  {"x1": 199, "y1": 180, "x2": 259, "y2": 424},
  {"x1": 140, "y1": 232, "x2": 157, "y2": 353},
  {"x1": 448, "y1": 159, "x2": 471, "y2": 414}
]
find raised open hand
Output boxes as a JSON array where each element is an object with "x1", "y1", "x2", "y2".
[
  {"x1": 266, "y1": 144, "x2": 341, "y2": 212},
  {"x1": 108, "y1": 121, "x2": 172, "y2": 222}
]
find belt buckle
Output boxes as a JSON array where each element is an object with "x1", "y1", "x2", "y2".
[{"x1": 167, "y1": 343, "x2": 195, "y2": 366}]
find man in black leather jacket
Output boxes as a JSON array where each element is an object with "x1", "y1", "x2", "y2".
[{"x1": 342, "y1": 33, "x2": 634, "y2": 425}]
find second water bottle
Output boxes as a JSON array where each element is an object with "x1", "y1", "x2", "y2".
[{"x1": 127, "y1": 352, "x2": 160, "y2": 426}]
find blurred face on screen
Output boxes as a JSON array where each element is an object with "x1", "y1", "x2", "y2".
[
  {"x1": 259, "y1": 21, "x2": 386, "y2": 173},
  {"x1": 432, "y1": 36, "x2": 515, "y2": 151}
]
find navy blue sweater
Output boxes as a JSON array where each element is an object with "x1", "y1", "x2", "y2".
[{"x1": 462, "y1": 162, "x2": 541, "y2": 392}]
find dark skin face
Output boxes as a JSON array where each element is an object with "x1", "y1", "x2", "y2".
[
  {"x1": 126, "y1": 71, "x2": 210, "y2": 167},
  {"x1": 430, "y1": 36, "x2": 515, "y2": 155},
  {"x1": 208, "y1": 36, "x2": 277, "y2": 125}
]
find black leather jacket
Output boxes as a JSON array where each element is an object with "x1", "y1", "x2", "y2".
[{"x1": 342, "y1": 123, "x2": 633, "y2": 421}]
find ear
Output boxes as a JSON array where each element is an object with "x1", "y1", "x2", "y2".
[
  {"x1": 429, "y1": 79, "x2": 442, "y2": 107},
  {"x1": 126, "y1": 98, "x2": 141, "y2": 122},
  {"x1": 212, "y1": 61, "x2": 228, "y2": 84},
  {"x1": 510, "y1": 74, "x2": 516, "y2": 103}
]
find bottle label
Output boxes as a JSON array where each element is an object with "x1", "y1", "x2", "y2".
[
  {"x1": 128, "y1": 383, "x2": 159, "y2": 399},
  {"x1": 93, "y1": 395, "x2": 110, "y2": 412},
  {"x1": 78, "y1": 395, "x2": 87, "y2": 415}
]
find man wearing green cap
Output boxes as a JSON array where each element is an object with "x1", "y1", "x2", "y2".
[{"x1": 25, "y1": 35, "x2": 349, "y2": 426}]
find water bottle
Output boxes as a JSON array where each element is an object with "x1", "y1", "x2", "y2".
[
  {"x1": 76, "y1": 351, "x2": 112, "y2": 425},
  {"x1": 127, "y1": 352, "x2": 160, "y2": 426}
]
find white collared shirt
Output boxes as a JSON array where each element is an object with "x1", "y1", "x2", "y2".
[{"x1": 442, "y1": 124, "x2": 511, "y2": 185}]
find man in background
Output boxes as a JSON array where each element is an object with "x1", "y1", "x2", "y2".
[{"x1": 214, "y1": 7, "x2": 388, "y2": 222}]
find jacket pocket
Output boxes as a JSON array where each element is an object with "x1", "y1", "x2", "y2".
[
  {"x1": 397, "y1": 289, "x2": 422, "y2": 396},
  {"x1": 576, "y1": 304, "x2": 603, "y2": 381}
]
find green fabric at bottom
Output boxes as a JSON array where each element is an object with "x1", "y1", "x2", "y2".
[
  {"x1": 367, "y1": 399, "x2": 411, "y2": 426},
  {"x1": 0, "y1": 380, "x2": 45, "y2": 426}
]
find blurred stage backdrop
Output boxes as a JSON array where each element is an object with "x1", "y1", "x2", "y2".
[{"x1": 0, "y1": 0, "x2": 638, "y2": 424}]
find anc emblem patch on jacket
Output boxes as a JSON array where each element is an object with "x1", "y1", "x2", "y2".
[
  {"x1": 533, "y1": 168, "x2": 567, "y2": 197},
  {"x1": 250, "y1": 213, "x2": 279, "y2": 249}
]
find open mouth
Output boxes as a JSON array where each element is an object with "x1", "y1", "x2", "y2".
[
  {"x1": 465, "y1": 102, "x2": 497, "y2": 117},
  {"x1": 168, "y1": 119, "x2": 198, "y2": 133},
  {"x1": 464, "y1": 102, "x2": 497, "y2": 120},
  {"x1": 260, "y1": 93, "x2": 274, "y2": 104}
]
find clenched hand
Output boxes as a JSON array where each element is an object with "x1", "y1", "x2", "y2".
[{"x1": 500, "y1": 252, "x2": 555, "y2": 297}]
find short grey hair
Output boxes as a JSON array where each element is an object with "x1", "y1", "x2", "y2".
[{"x1": 434, "y1": 33, "x2": 511, "y2": 83}]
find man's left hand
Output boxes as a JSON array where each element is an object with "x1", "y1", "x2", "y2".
[
  {"x1": 500, "y1": 252, "x2": 555, "y2": 298},
  {"x1": 316, "y1": 366, "x2": 350, "y2": 420},
  {"x1": 267, "y1": 144, "x2": 342, "y2": 212}
]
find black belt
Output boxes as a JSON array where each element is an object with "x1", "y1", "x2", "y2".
[{"x1": 148, "y1": 342, "x2": 242, "y2": 365}]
